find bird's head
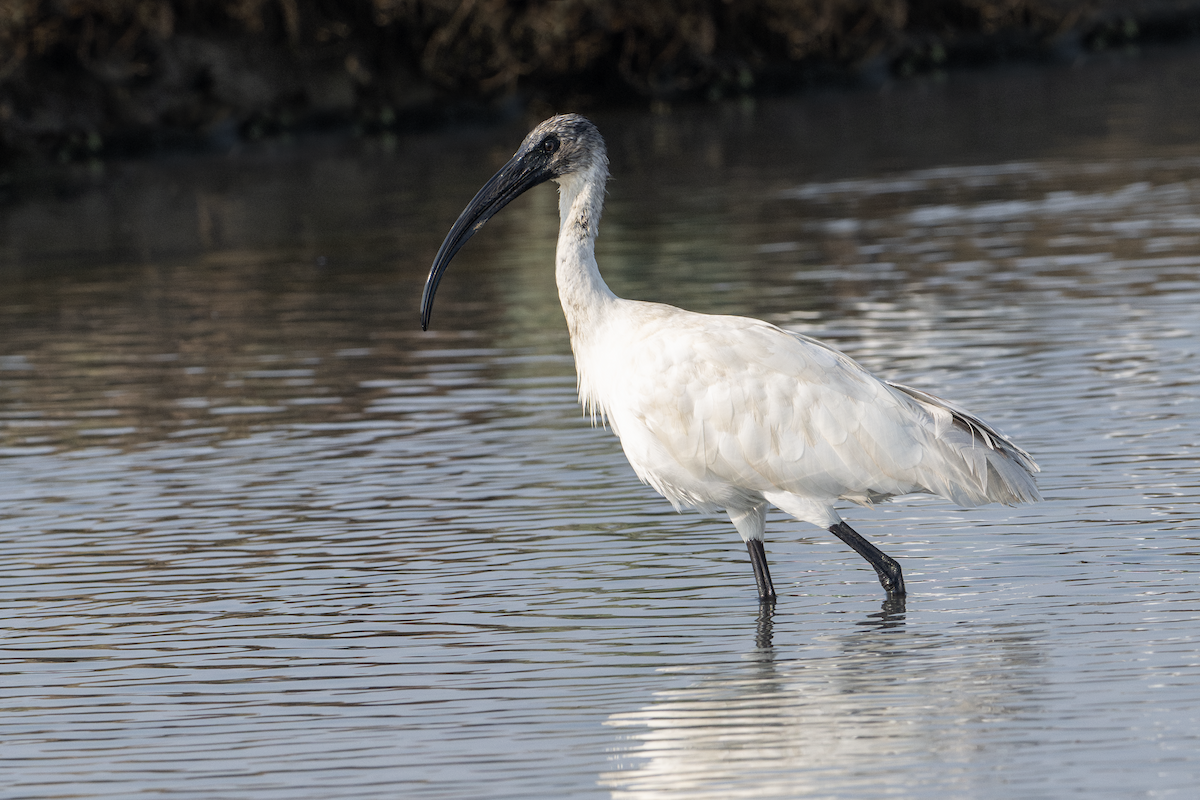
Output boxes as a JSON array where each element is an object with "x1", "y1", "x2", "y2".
[
  {"x1": 420, "y1": 114, "x2": 606, "y2": 331},
  {"x1": 517, "y1": 113, "x2": 607, "y2": 180}
]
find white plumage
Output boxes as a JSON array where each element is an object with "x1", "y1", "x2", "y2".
[{"x1": 421, "y1": 114, "x2": 1041, "y2": 603}]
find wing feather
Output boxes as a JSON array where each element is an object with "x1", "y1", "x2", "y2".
[{"x1": 580, "y1": 301, "x2": 1040, "y2": 513}]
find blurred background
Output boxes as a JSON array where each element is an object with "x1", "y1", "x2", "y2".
[
  {"x1": 3, "y1": 0, "x2": 1200, "y2": 164},
  {"x1": 2, "y1": 3, "x2": 1200, "y2": 800}
]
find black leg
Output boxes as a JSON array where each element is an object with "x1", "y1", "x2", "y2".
[
  {"x1": 746, "y1": 538, "x2": 777, "y2": 602},
  {"x1": 828, "y1": 521, "x2": 906, "y2": 597}
]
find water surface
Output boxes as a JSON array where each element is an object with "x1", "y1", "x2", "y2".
[{"x1": 2, "y1": 46, "x2": 1200, "y2": 799}]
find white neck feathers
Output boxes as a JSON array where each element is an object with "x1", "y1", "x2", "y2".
[{"x1": 554, "y1": 163, "x2": 616, "y2": 341}]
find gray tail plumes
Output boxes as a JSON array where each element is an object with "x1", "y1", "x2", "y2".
[{"x1": 888, "y1": 382, "x2": 1043, "y2": 507}]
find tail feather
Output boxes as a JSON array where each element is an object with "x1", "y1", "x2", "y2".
[{"x1": 887, "y1": 381, "x2": 1042, "y2": 507}]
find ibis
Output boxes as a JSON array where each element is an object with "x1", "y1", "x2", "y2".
[{"x1": 420, "y1": 114, "x2": 1041, "y2": 603}]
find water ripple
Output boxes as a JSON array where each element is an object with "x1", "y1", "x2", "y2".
[{"x1": 4, "y1": 52, "x2": 1200, "y2": 800}]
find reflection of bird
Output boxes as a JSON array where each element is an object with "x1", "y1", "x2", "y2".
[
  {"x1": 600, "y1": 617, "x2": 1037, "y2": 799},
  {"x1": 421, "y1": 114, "x2": 1042, "y2": 603}
]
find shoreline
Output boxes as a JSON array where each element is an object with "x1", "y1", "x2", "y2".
[{"x1": 2, "y1": 1, "x2": 1200, "y2": 166}]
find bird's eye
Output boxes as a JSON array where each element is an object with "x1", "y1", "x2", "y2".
[{"x1": 541, "y1": 137, "x2": 559, "y2": 154}]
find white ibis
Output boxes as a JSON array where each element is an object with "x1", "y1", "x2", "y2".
[{"x1": 420, "y1": 114, "x2": 1041, "y2": 603}]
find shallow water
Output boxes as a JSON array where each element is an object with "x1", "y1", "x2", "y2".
[{"x1": 3, "y1": 46, "x2": 1200, "y2": 799}]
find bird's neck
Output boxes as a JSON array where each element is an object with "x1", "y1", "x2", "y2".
[{"x1": 555, "y1": 166, "x2": 617, "y2": 342}]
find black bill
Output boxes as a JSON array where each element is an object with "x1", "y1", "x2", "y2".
[{"x1": 420, "y1": 150, "x2": 556, "y2": 330}]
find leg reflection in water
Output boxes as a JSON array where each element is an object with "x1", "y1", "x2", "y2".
[
  {"x1": 755, "y1": 595, "x2": 905, "y2": 649},
  {"x1": 755, "y1": 601, "x2": 776, "y2": 650}
]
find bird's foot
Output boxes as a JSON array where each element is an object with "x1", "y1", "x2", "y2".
[
  {"x1": 875, "y1": 556, "x2": 906, "y2": 597},
  {"x1": 880, "y1": 594, "x2": 907, "y2": 616}
]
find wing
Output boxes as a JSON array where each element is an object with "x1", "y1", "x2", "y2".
[{"x1": 585, "y1": 302, "x2": 1039, "y2": 511}]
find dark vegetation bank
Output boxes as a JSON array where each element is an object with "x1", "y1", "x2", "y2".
[{"x1": 2, "y1": 0, "x2": 1200, "y2": 164}]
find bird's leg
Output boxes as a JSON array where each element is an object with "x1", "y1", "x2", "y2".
[
  {"x1": 729, "y1": 504, "x2": 775, "y2": 602},
  {"x1": 746, "y1": 539, "x2": 777, "y2": 603},
  {"x1": 828, "y1": 521, "x2": 906, "y2": 597}
]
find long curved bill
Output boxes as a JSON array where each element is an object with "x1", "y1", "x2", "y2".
[{"x1": 420, "y1": 151, "x2": 555, "y2": 330}]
